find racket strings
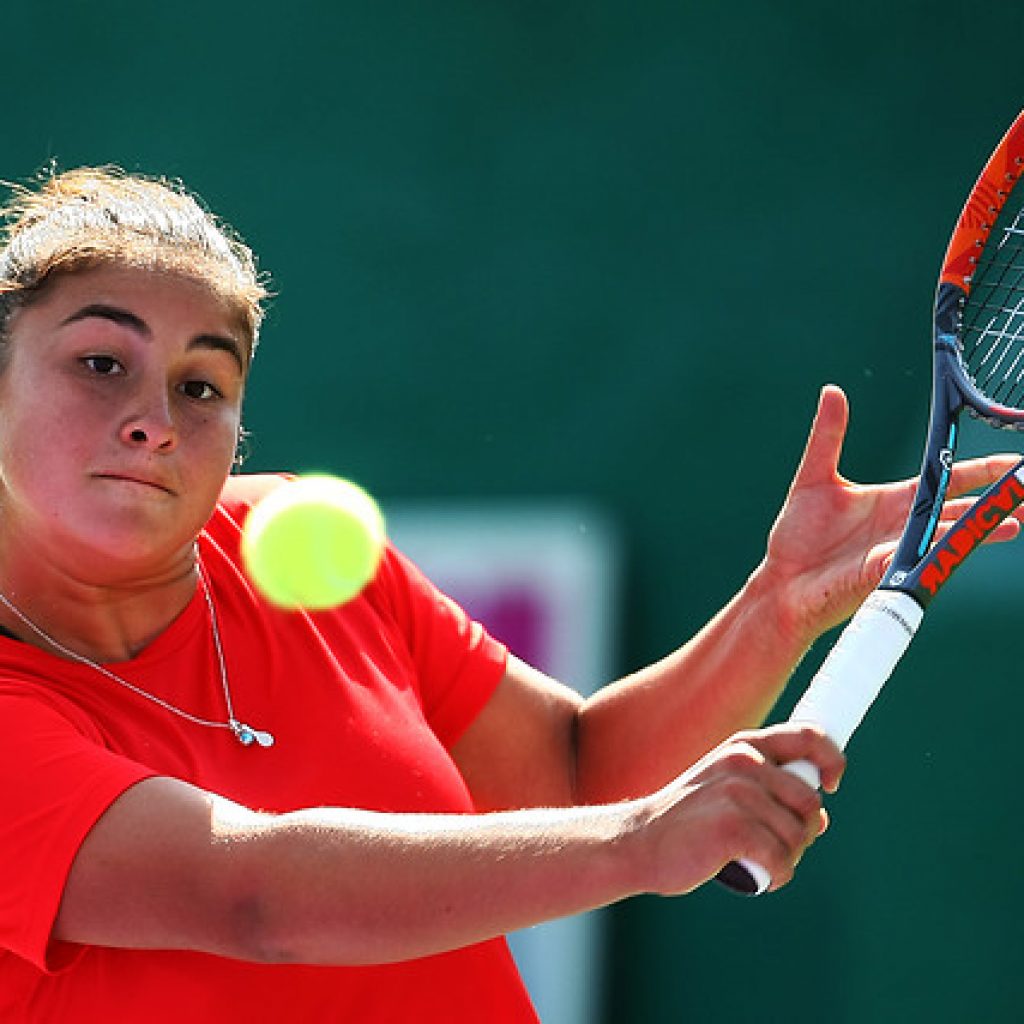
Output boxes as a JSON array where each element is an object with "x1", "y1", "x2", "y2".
[{"x1": 961, "y1": 187, "x2": 1024, "y2": 412}]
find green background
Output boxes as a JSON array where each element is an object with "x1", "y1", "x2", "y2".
[{"x1": 10, "y1": 2, "x2": 1024, "y2": 1019}]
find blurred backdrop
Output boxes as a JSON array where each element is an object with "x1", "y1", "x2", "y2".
[{"x1": 9, "y1": 2, "x2": 1024, "y2": 1019}]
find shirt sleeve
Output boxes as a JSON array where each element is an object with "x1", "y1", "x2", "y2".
[
  {"x1": 0, "y1": 691, "x2": 157, "y2": 973},
  {"x1": 372, "y1": 546, "x2": 508, "y2": 747}
]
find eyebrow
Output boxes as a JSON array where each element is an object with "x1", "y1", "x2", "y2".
[{"x1": 61, "y1": 303, "x2": 246, "y2": 372}]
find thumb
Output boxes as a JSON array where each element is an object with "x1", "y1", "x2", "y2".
[{"x1": 789, "y1": 384, "x2": 850, "y2": 490}]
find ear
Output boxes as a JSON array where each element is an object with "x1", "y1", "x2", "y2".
[{"x1": 231, "y1": 424, "x2": 251, "y2": 474}]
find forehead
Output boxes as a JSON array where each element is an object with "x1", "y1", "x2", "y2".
[{"x1": 10, "y1": 265, "x2": 252, "y2": 359}]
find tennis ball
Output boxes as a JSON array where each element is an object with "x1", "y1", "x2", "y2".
[{"x1": 241, "y1": 475, "x2": 386, "y2": 610}]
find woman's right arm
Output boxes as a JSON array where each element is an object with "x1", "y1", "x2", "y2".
[{"x1": 53, "y1": 723, "x2": 843, "y2": 965}]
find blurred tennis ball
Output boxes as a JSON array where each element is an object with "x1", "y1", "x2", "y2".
[{"x1": 241, "y1": 475, "x2": 385, "y2": 610}]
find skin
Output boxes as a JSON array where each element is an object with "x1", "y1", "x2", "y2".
[
  {"x1": 1, "y1": 265, "x2": 1019, "y2": 964},
  {"x1": 0, "y1": 265, "x2": 247, "y2": 662}
]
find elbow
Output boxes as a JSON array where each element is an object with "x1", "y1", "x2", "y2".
[
  {"x1": 202, "y1": 805, "x2": 318, "y2": 964},
  {"x1": 220, "y1": 892, "x2": 303, "y2": 965},
  {"x1": 214, "y1": 874, "x2": 367, "y2": 967},
  {"x1": 218, "y1": 890, "x2": 416, "y2": 968}
]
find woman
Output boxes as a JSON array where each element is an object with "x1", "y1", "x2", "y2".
[{"x1": 0, "y1": 168, "x2": 1014, "y2": 1022}]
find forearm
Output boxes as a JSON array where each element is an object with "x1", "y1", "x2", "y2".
[
  {"x1": 574, "y1": 560, "x2": 810, "y2": 802},
  {"x1": 216, "y1": 797, "x2": 642, "y2": 966},
  {"x1": 56, "y1": 731, "x2": 842, "y2": 965}
]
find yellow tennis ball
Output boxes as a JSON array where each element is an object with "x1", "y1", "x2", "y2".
[{"x1": 241, "y1": 475, "x2": 386, "y2": 610}]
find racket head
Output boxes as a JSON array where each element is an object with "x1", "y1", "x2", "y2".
[
  {"x1": 883, "y1": 112, "x2": 1024, "y2": 598},
  {"x1": 938, "y1": 112, "x2": 1024, "y2": 426}
]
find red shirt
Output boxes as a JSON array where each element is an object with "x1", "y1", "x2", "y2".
[{"x1": 0, "y1": 474, "x2": 539, "y2": 1022}]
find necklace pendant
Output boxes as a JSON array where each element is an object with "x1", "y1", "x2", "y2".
[{"x1": 231, "y1": 720, "x2": 275, "y2": 748}]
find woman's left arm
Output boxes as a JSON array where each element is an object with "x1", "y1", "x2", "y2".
[{"x1": 453, "y1": 385, "x2": 1023, "y2": 808}]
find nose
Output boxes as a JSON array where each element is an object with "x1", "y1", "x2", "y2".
[{"x1": 119, "y1": 391, "x2": 177, "y2": 452}]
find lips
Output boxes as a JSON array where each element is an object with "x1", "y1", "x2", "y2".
[{"x1": 94, "y1": 472, "x2": 176, "y2": 495}]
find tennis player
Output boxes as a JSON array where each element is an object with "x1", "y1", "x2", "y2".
[{"x1": 0, "y1": 168, "x2": 1016, "y2": 1022}]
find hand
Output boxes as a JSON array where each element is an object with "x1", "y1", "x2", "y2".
[
  {"x1": 762, "y1": 384, "x2": 1022, "y2": 648},
  {"x1": 633, "y1": 724, "x2": 845, "y2": 895}
]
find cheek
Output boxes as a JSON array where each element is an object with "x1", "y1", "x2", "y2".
[
  {"x1": 179, "y1": 408, "x2": 241, "y2": 472},
  {"x1": 0, "y1": 398, "x2": 71, "y2": 460},
  {"x1": 0, "y1": 423, "x2": 88, "y2": 497}
]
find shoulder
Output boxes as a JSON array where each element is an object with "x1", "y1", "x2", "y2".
[
  {"x1": 217, "y1": 473, "x2": 294, "y2": 519},
  {"x1": 200, "y1": 473, "x2": 293, "y2": 555}
]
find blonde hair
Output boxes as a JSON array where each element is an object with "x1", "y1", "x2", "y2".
[{"x1": 0, "y1": 166, "x2": 269, "y2": 361}]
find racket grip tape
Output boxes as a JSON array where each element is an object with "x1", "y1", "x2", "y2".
[{"x1": 715, "y1": 590, "x2": 924, "y2": 895}]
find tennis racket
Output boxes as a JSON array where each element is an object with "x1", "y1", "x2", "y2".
[{"x1": 716, "y1": 110, "x2": 1024, "y2": 895}]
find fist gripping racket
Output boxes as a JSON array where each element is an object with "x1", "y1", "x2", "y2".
[{"x1": 717, "y1": 110, "x2": 1024, "y2": 895}]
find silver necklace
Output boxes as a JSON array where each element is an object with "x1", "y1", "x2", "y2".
[{"x1": 0, "y1": 568, "x2": 274, "y2": 748}]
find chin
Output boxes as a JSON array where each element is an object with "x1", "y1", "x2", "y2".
[{"x1": 59, "y1": 529, "x2": 196, "y2": 584}]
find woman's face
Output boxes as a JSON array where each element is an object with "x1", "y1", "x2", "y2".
[{"x1": 0, "y1": 264, "x2": 248, "y2": 582}]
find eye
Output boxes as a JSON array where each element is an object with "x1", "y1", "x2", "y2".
[
  {"x1": 179, "y1": 379, "x2": 223, "y2": 401},
  {"x1": 81, "y1": 355, "x2": 124, "y2": 375}
]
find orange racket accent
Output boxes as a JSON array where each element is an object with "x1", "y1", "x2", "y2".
[{"x1": 940, "y1": 112, "x2": 1024, "y2": 291}]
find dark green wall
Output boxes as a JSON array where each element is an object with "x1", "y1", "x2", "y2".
[{"x1": 9, "y1": 2, "x2": 1024, "y2": 1019}]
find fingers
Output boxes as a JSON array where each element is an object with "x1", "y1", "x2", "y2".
[
  {"x1": 881, "y1": 455, "x2": 1024, "y2": 559},
  {"x1": 693, "y1": 748, "x2": 824, "y2": 890},
  {"x1": 935, "y1": 498, "x2": 1022, "y2": 543},
  {"x1": 788, "y1": 384, "x2": 850, "y2": 490},
  {"x1": 731, "y1": 722, "x2": 846, "y2": 794},
  {"x1": 790, "y1": 388, "x2": 1018, "y2": 503},
  {"x1": 714, "y1": 782, "x2": 818, "y2": 890},
  {"x1": 673, "y1": 725, "x2": 845, "y2": 892},
  {"x1": 947, "y1": 453, "x2": 1024, "y2": 500}
]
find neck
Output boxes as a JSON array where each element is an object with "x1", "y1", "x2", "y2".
[
  {"x1": 0, "y1": 552, "x2": 200, "y2": 663},
  {"x1": 0, "y1": 560, "x2": 275, "y2": 749}
]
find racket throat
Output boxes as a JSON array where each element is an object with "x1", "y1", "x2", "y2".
[
  {"x1": 914, "y1": 420, "x2": 958, "y2": 560},
  {"x1": 884, "y1": 364, "x2": 964, "y2": 593}
]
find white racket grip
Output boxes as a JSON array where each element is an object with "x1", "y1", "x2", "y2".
[
  {"x1": 788, "y1": 589, "x2": 924, "y2": 750},
  {"x1": 718, "y1": 590, "x2": 923, "y2": 895}
]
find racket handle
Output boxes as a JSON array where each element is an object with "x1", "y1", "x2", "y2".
[{"x1": 715, "y1": 590, "x2": 924, "y2": 895}]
